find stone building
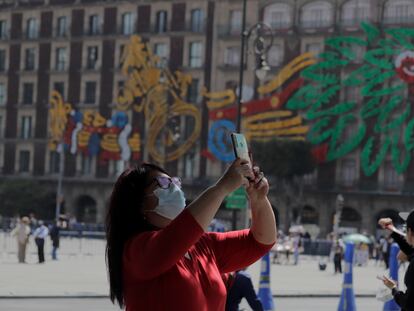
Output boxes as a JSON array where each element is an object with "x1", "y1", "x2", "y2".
[{"x1": 0, "y1": 0, "x2": 413, "y2": 236}]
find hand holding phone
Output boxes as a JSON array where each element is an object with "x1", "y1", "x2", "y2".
[{"x1": 231, "y1": 133, "x2": 251, "y2": 166}]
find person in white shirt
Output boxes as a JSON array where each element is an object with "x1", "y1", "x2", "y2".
[
  {"x1": 11, "y1": 216, "x2": 31, "y2": 263},
  {"x1": 33, "y1": 220, "x2": 49, "y2": 263}
]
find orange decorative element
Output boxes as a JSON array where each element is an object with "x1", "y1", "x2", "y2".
[
  {"x1": 49, "y1": 91, "x2": 72, "y2": 150},
  {"x1": 258, "y1": 53, "x2": 316, "y2": 95},
  {"x1": 202, "y1": 87, "x2": 236, "y2": 109}
]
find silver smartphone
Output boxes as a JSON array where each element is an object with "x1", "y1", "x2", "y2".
[{"x1": 230, "y1": 132, "x2": 251, "y2": 166}]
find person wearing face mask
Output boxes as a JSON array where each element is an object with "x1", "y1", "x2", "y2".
[
  {"x1": 378, "y1": 211, "x2": 414, "y2": 311},
  {"x1": 105, "y1": 159, "x2": 277, "y2": 311}
]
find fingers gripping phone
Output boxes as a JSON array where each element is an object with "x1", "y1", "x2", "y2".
[{"x1": 231, "y1": 133, "x2": 251, "y2": 167}]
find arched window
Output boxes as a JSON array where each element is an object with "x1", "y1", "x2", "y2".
[
  {"x1": 340, "y1": 206, "x2": 362, "y2": 229},
  {"x1": 341, "y1": 0, "x2": 371, "y2": 26},
  {"x1": 384, "y1": 0, "x2": 414, "y2": 24},
  {"x1": 263, "y1": 2, "x2": 293, "y2": 29},
  {"x1": 300, "y1": 1, "x2": 333, "y2": 28}
]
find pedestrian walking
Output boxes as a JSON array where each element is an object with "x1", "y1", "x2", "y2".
[
  {"x1": 333, "y1": 241, "x2": 343, "y2": 274},
  {"x1": 225, "y1": 269, "x2": 264, "y2": 311},
  {"x1": 105, "y1": 159, "x2": 277, "y2": 310},
  {"x1": 378, "y1": 212, "x2": 414, "y2": 311},
  {"x1": 10, "y1": 216, "x2": 30, "y2": 263},
  {"x1": 49, "y1": 220, "x2": 61, "y2": 260},
  {"x1": 33, "y1": 220, "x2": 49, "y2": 263}
]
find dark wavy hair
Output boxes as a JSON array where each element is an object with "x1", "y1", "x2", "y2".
[{"x1": 105, "y1": 163, "x2": 168, "y2": 308}]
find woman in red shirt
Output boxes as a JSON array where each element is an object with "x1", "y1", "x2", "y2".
[{"x1": 106, "y1": 158, "x2": 276, "y2": 310}]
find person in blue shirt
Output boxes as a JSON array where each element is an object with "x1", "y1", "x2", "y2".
[{"x1": 225, "y1": 269, "x2": 264, "y2": 311}]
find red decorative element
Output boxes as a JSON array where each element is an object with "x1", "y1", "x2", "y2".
[
  {"x1": 396, "y1": 56, "x2": 414, "y2": 84},
  {"x1": 312, "y1": 144, "x2": 328, "y2": 163},
  {"x1": 201, "y1": 149, "x2": 217, "y2": 161},
  {"x1": 208, "y1": 78, "x2": 304, "y2": 121}
]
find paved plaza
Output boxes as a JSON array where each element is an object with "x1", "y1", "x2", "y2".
[{"x1": 0, "y1": 234, "x2": 407, "y2": 309}]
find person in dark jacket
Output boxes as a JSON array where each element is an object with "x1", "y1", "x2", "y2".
[
  {"x1": 50, "y1": 220, "x2": 61, "y2": 260},
  {"x1": 225, "y1": 269, "x2": 263, "y2": 311},
  {"x1": 378, "y1": 211, "x2": 414, "y2": 311}
]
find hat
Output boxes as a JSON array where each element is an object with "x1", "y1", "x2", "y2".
[{"x1": 399, "y1": 210, "x2": 414, "y2": 230}]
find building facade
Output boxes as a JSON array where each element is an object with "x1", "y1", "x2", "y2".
[{"x1": 0, "y1": 0, "x2": 413, "y2": 236}]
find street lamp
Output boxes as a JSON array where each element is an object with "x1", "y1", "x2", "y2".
[
  {"x1": 333, "y1": 194, "x2": 345, "y2": 239},
  {"x1": 232, "y1": 1, "x2": 273, "y2": 230},
  {"x1": 236, "y1": 4, "x2": 273, "y2": 132},
  {"x1": 55, "y1": 141, "x2": 65, "y2": 221}
]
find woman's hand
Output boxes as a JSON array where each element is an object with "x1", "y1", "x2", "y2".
[
  {"x1": 216, "y1": 158, "x2": 254, "y2": 195},
  {"x1": 397, "y1": 250, "x2": 408, "y2": 262},
  {"x1": 380, "y1": 275, "x2": 397, "y2": 290},
  {"x1": 378, "y1": 218, "x2": 393, "y2": 231},
  {"x1": 246, "y1": 166, "x2": 269, "y2": 203}
]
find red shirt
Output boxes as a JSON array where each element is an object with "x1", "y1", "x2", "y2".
[{"x1": 123, "y1": 209, "x2": 273, "y2": 311}]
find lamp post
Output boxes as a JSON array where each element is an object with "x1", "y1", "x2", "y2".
[
  {"x1": 232, "y1": 0, "x2": 273, "y2": 230},
  {"x1": 333, "y1": 194, "x2": 344, "y2": 239},
  {"x1": 55, "y1": 142, "x2": 65, "y2": 221},
  {"x1": 236, "y1": 1, "x2": 273, "y2": 132}
]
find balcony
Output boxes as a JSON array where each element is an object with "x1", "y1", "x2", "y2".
[
  {"x1": 217, "y1": 24, "x2": 245, "y2": 38},
  {"x1": 384, "y1": 16, "x2": 414, "y2": 25},
  {"x1": 340, "y1": 18, "x2": 369, "y2": 28},
  {"x1": 268, "y1": 21, "x2": 293, "y2": 32},
  {"x1": 299, "y1": 20, "x2": 333, "y2": 32}
]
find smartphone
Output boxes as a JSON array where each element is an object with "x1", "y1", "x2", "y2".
[{"x1": 231, "y1": 133, "x2": 251, "y2": 166}]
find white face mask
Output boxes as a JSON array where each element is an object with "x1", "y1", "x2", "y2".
[{"x1": 145, "y1": 183, "x2": 186, "y2": 220}]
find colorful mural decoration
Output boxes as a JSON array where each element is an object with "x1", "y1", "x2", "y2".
[
  {"x1": 49, "y1": 35, "x2": 201, "y2": 165},
  {"x1": 49, "y1": 24, "x2": 414, "y2": 175},
  {"x1": 203, "y1": 53, "x2": 316, "y2": 162},
  {"x1": 49, "y1": 91, "x2": 141, "y2": 163},
  {"x1": 117, "y1": 36, "x2": 201, "y2": 164},
  {"x1": 287, "y1": 22, "x2": 414, "y2": 176}
]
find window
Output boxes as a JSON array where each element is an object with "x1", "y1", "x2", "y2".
[
  {"x1": 85, "y1": 81, "x2": 96, "y2": 104},
  {"x1": 301, "y1": 1, "x2": 333, "y2": 28},
  {"x1": 110, "y1": 160, "x2": 125, "y2": 176},
  {"x1": 187, "y1": 79, "x2": 199, "y2": 103},
  {"x1": 24, "y1": 48, "x2": 36, "y2": 71},
  {"x1": 49, "y1": 151, "x2": 60, "y2": 174},
  {"x1": 344, "y1": 86, "x2": 359, "y2": 101},
  {"x1": 0, "y1": 50, "x2": 5, "y2": 71},
  {"x1": 22, "y1": 83, "x2": 34, "y2": 104},
  {"x1": 86, "y1": 46, "x2": 98, "y2": 69},
  {"x1": 121, "y1": 12, "x2": 134, "y2": 35},
  {"x1": 88, "y1": 15, "x2": 100, "y2": 35},
  {"x1": 154, "y1": 43, "x2": 169, "y2": 59},
  {"x1": 224, "y1": 47, "x2": 240, "y2": 66},
  {"x1": 53, "y1": 82, "x2": 65, "y2": 96},
  {"x1": 81, "y1": 154, "x2": 93, "y2": 175},
  {"x1": 341, "y1": 0, "x2": 370, "y2": 26},
  {"x1": 268, "y1": 44, "x2": 283, "y2": 66},
  {"x1": 263, "y1": 3, "x2": 293, "y2": 29},
  {"x1": 305, "y1": 42, "x2": 323, "y2": 55},
  {"x1": 155, "y1": 11, "x2": 168, "y2": 33},
  {"x1": 0, "y1": 20, "x2": 7, "y2": 39},
  {"x1": 118, "y1": 44, "x2": 125, "y2": 68},
  {"x1": 191, "y1": 9, "x2": 204, "y2": 32},
  {"x1": 0, "y1": 83, "x2": 5, "y2": 105},
  {"x1": 230, "y1": 10, "x2": 242, "y2": 34},
  {"x1": 189, "y1": 42, "x2": 202, "y2": 68},
  {"x1": 384, "y1": 161, "x2": 400, "y2": 189},
  {"x1": 26, "y1": 18, "x2": 38, "y2": 39},
  {"x1": 56, "y1": 16, "x2": 67, "y2": 37},
  {"x1": 19, "y1": 150, "x2": 30, "y2": 173},
  {"x1": 340, "y1": 159, "x2": 356, "y2": 186},
  {"x1": 20, "y1": 116, "x2": 32, "y2": 139},
  {"x1": 384, "y1": 0, "x2": 414, "y2": 24},
  {"x1": 55, "y1": 47, "x2": 66, "y2": 71}
]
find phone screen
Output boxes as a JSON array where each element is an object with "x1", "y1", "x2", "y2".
[{"x1": 231, "y1": 133, "x2": 251, "y2": 166}]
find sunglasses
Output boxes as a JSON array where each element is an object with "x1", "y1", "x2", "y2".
[{"x1": 151, "y1": 176, "x2": 182, "y2": 189}]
